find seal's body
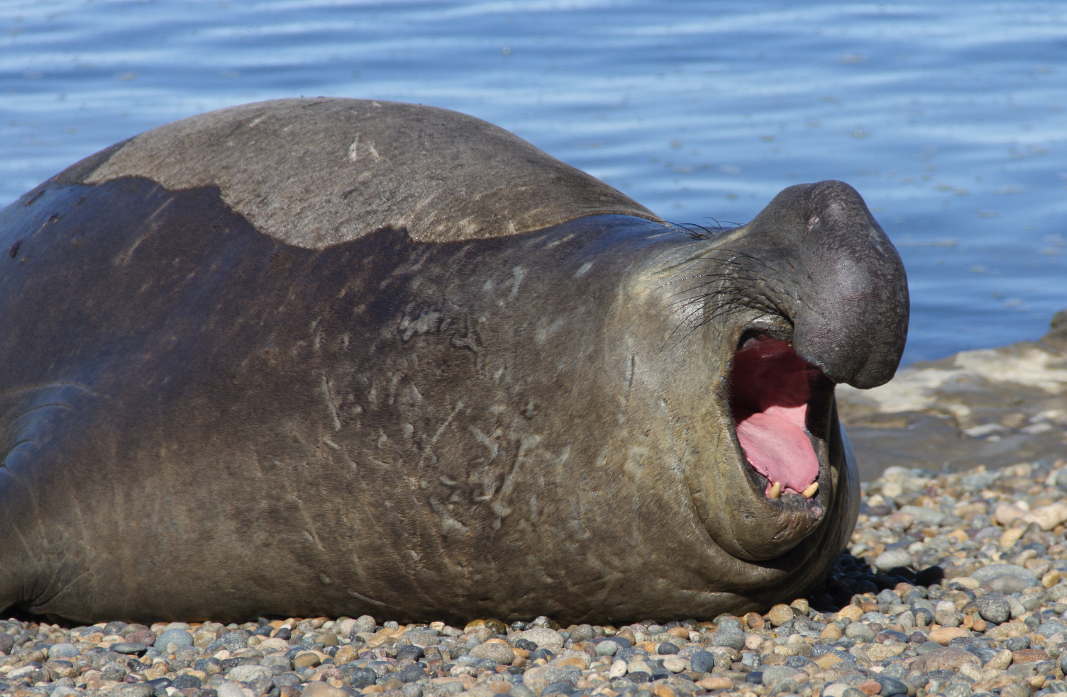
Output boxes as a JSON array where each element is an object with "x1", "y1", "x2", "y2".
[{"x1": 0, "y1": 99, "x2": 908, "y2": 623}]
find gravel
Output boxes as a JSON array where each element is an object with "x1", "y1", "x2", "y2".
[{"x1": 5, "y1": 459, "x2": 1067, "y2": 697}]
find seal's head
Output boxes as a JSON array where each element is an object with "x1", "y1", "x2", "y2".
[{"x1": 670, "y1": 180, "x2": 907, "y2": 576}]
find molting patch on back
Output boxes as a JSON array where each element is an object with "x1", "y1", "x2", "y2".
[{"x1": 79, "y1": 99, "x2": 662, "y2": 249}]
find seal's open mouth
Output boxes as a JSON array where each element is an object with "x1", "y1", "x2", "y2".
[{"x1": 728, "y1": 332, "x2": 832, "y2": 500}]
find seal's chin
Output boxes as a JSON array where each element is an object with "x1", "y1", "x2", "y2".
[{"x1": 729, "y1": 332, "x2": 832, "y2": 502}]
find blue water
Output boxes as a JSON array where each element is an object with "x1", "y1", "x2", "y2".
[{"x1": 3, "y1": 0, "x2": 1065, "y2": 365}]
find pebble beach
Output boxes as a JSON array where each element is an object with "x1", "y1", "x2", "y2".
[{"x1": 5, "y1": 459, "x2": 1067, "y2": 697}]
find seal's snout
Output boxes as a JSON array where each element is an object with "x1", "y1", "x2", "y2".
[
  {"x1": 737, "y1": 180, "x2": 909, "y2": 390},
  {"x1": 728, "y1": 333, "x2": 830, "y2": 500}
]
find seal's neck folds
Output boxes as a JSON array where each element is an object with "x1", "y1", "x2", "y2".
[{"x1": 729, "y1": 333, "x2": 827, "y2": 499}]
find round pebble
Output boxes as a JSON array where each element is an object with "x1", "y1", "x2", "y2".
[
  {"x1": 689, "y1": 649, "x2": 716, "y2": 673},
  {"x1": 47, "y1": 643, "x2": 80, "y2": 659},
  {"x1": 110, "y1": 641, "x2": 148, "y2": 655},
  {"x1": 971, "y1": 563, "x2": 1039, "y2": 586},
  {"x1": 875, "y1": 676, "x2": 908, "y2": 696},
  {"x1": 172, "y1": 674, "x2": 202, "y2": 689},
  {"x1": 845, "y1": 622, "x2": 875, "y2": 641},
  {"x1": 873, "y1": 548, "x2": 913, "y2": 572},
  {"x1": 152, "y1": 627, "x2": 193, "y2": 650},
  {"x1": 766, "y1": 603, "x2": 795, "y2": 626},
  {"x1": 509, "y1": 627, "x2": 563, "y2": 649},
  {"x1": 710, "y1": 627, "x2": 745, "y2": 650},
  {"x1": 470, "y1": 642, "x2": 515, "y2": 664},
  {"x1": 976, "y1": 593, "x2": 1011, "y2": 624}
]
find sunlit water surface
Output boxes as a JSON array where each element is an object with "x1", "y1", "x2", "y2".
[{"x1": 3, "y1": 0, "x2": 1066, "y2": 365}]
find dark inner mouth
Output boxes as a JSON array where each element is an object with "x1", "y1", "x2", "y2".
[{"x1": 728, "y1": 332, "x2": 830, "y2": 499}]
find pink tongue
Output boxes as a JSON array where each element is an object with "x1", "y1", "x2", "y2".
[
  {"x1": 729, "y1": 336, "x2": 823, "y2": 497},
  {"x1": 735, "y1": 406, "x2": 820, "y2": 494}
]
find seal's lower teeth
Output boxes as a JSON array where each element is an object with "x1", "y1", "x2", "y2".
[
  {"x1": 768, "y1": 481, "x2": 781, "y2": 499},
  {"x1": 803, "y1": 482, "x2": 819, "y2": 499}
]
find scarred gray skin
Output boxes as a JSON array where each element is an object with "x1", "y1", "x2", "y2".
[{"x1": 0, "y1": 98, "x2": 908, "y2": 624}]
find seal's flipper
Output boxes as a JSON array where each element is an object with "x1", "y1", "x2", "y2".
[
  {"x1": 0, "y1": 383, "x2": 102, "y2": 617},
  {"x1": 1, "y1": 384, "x2": 99, "y2": 470}
]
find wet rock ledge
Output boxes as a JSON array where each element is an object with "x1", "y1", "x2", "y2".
[
  {"x1": 6, "y1": 459, "x2": 1067, "y2": 697},
  {"x1": 838, "y1": 310, "x2": 1067, "y2": 481}
]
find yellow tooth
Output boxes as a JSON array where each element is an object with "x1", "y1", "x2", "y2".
[
  {"x1": 803, "y1": 482, "x2": 819, "y2": 499},
  {"x1": 768, "y1": 481, "x2": 781, "y2": 499}
]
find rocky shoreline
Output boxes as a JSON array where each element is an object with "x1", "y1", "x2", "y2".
[
  {"x1": 5, "y1": 457, "x2": 1067, "y2": 697},
  {"x1": 838, "y1": 311, "x2": 1067, "y2": 481}
]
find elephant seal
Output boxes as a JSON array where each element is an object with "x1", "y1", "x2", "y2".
[{"x1": 0, "y1": 98, "x2": 908, "y2": 624}]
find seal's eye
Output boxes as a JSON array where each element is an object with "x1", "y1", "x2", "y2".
[{"x1": 729, "y1": 333, "x2": 825, "y2": 499}]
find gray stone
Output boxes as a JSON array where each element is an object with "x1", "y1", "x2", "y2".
[
  {"x1": 1037, "y1": 621, "x2": 1067, "y2": 638},
  {"x1": 860, "y1": 611, "x2": 890, "y2": 625},
  {"x1": 970, "y1": 564, "x2": 1039, "y2": 586},
  {"x1": 153, "y1": 627, "x2": 194, "y2": 650},
  {"x1": 689, "y1": 650, "x2": 716, "y2": 674},
  {"x1": 246, "y1": 674, "x2": 274, "y2": 696},
  {"x1": 172, "y1": 674, "x2": 203, "y2": 690},
  {"x1": 571, "y1": 625, "x2": 596, "y2": 642},
  {"x1": 111, "y1": 642, "x2": 148, "y2": 655},
  {"x1": 402, "y1": 683, "x2": 424, "y2": 697},
  {"x1": 215, "y1": 682, "x2": 248, "y2": 697},
  {"x1": 47, "y1": 643, "x2": 80, "y2": 659},
  {"x1": 341, "y1": 665, "x2": 378, "y2": 688},
  {"x1": 874, "y1": 549, "x2": 914, "y2": 572},
  {"x1": 987, "y1": 575, "x2": 1038, "y2": 593},
  {"x1": 101, "y1": 663, "x2": 128, "y2": 682},
  {"x1": 404, "y1": 630, "x2": 440, "y2": 648},
  {"x1": 509, "y1": 627, "x2": 564, "y2": 649},
  {"x1": 208, "y1": 630, "x2": 251, "y2": 653},
  {"x1": 976, "y1": 594, "x2": 1011, "y2": 624},
  {"x1": 227, "y1": 664, "x2": 273, "y2": 683},
  {"x1": 396, "y1": 664, "x2": 427, "y2": 683},
  {"x1": 1009, "y1": 596, "x2": 1028, "y2": 619},
  {"x1": 845, "y1": 623, "x2": 875, "y2": 642},
  {"x1": 877, "y1": 676, "x2": 909, "y2": 696},
  {"x1": 763, "y1": 665, "x2": 801, "y2": 684},
  {"x1": 352, "y1": 615, "x2": 377, "y2": 633},
  {"x1": 261, "y1": 654, "x2": 292, "y2": 671},
  {"x1": 595, "y1": 641, "x2": 618, "y2": 657},
  {"x1": 934, "y1": 599, "x2": 961, "y2": 628},
  {"x1": 898, "y1": 506, "x2": 946, "y2": 526},
  {"x1": 470, "y1": 642, "x2": 515, "y2": 664},
  {"x1": 525, "y1": 665, "x2": 580, "y2": 688},
  {"x1": 710, "y1": 628, "x2": 745, "y2": 650}
]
